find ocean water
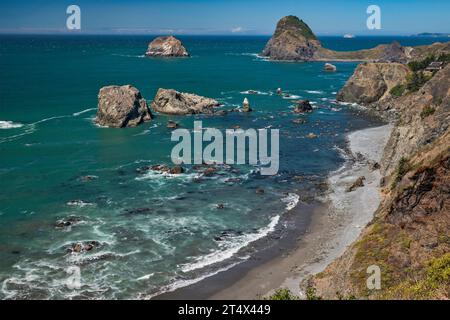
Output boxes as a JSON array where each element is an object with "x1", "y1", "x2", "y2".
[{"x1": 0, "y1": 35, "x2": 445, "y2": 299}]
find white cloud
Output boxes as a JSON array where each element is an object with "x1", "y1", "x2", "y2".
[{"x1": 231, "y1": 27, "x2": 243, "y2": 33}]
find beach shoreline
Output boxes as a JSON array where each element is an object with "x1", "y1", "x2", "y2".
[{"x1": 152, "y1": 124, "x2": 393, "y2": 300}]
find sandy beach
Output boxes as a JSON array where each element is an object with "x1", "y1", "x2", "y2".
[{"x1": 208, "y1": 124, "x2": 393, "y2": 299}]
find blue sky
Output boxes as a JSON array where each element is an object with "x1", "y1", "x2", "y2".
[{"x1": 0, "y1": 0, "x2": 448, "y2": 35}]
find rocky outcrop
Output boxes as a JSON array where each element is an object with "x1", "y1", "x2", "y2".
[
  {"x1": 309, "y1": 64, "x2": 450, "y2": 300},
  {"x1": 261, "y1": 16, "x2": 321, "y2": 61},
  {"x1": 145, "y1": 36, "x2": 189, "y2": 57},
  {"x1": 293, "y1": 100, "x2": 313, "y2": 113},
  {"x1": 377, "y1": 41, "x2": 408, "y2": 63},
  {"x1": 96, "y1": 85, "x2": 152, "y2": 128},
  {"x1": 242, "y1": 98, "x2": 252, "y2": 112},
  {"x1": 263, "y1": 16, "x2": 450, "y2": 63},
  {"x1": 324, "y1": 63, "x2": 337, "y2": 72},
  {"x1": 337, "y1": 63, "x2": 411, "y2": 104},
  {"x1": 151, "y1": 88, "x2": 220, "y2": 115}
]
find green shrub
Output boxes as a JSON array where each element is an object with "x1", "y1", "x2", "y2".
[
  {"x1": 305, "y1": 286, "x2": 322, "y2": 300},
  {"x1": 266, "y1": 288, "x2": 299, "y2": 300},
  {"x1": 408, "y1": 55, "x2": 435, "y2": 72},
  {"x1": 406, "y1": 71, "x2": 432, "y2": 92},
  {"x1": 420, "y1": 106, "x2": 436, "y2": 119},
  {"x1": 390, "y1": 84, "x2": 406, "y2": 97}
]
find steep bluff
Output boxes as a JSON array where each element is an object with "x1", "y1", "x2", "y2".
[{"x1": 309, "y1": 62, "x2": 449, "y2": 299}]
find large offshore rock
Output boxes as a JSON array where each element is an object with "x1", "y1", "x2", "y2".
[
  {"x1": 96, "y1": 85, "x2": 152, "y2": 128},
  {"x1": 145, "y1": 36, "x2": 189, "y2": 57},
  {"x1": 261, "y1": 15, "x2": 321, "y2": 61},
  {"x1": 151, "y1": 88, "x2": 220, "y2": 115}
]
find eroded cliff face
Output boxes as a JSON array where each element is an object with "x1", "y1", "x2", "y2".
[
  {"x1": 309, "y1": 63, "x2": 450, "y2": 300},
  {"x1": 337, "y1": 63, "x2": 411, "y2": 105}
]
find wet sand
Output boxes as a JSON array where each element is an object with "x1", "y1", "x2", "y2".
[{"x1": 154, "y1": 124, "x2": 393, "y2": 300}]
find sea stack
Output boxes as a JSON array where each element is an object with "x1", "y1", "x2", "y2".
[
  {"x1": 145, "y1": 36, "x2": 189, "y2": 57},
  {"x1": 151, "y1": 88, "x2": 220, "y2": 115},
  {"x1": 261, "y1": 15, "x2": 321, "y2": 61},
  {"x1": 242, "y1": 98, "x2": 252, "y2": 112},
  {"x1": 96, "y1": 85, "x2": 152, "y2": 128},
  {"x1": 324, "y1": 63, "x2": 337, "y2": 72}
]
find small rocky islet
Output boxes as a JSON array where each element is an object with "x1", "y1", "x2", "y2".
[{"x1": 145, "y1": 35, "x2": 189, "y2": 57}]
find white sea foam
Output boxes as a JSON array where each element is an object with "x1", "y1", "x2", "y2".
[
  {"x1": 66, "y1": 200, "x2": 94, "y2": 207},
  {"x1": 282, "y1": 95, "x2": 301, "y2": 100},
  {"x1": 73, "y1": 108, "x2": 96, "y2": 116},
  {"x1": 305, "y1": 90, "x2": 324, "y2": 94},
  {"x1": 0, "y1": 121, "x2": 23, "y2": 129},
  {"x1": 281, "y1": 193, "x2": 300, "y2": 211},
  {"x1": 145, "y1": 261, "x2": 243, "y2": 299},
  {"x1": 180, "y1": 214, "x2": 280, "y2": 273},
  {"x1": 137, "y1": 273, "x2": 155, "y2": 281}
]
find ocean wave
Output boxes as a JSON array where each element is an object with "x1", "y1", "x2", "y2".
[
  {"x1": 0, "y1": 121, "x2": 23, "y2": 129},
  {"x1": 281, "y1": 193, "x2": 300, "y2": 211},
  {"x1": 144, "y1": 261, "x2": 243, "y2": 299},
  {"x1": 179, "y1": 214, "x2": 280, "y2": 273},
  {"x1": 282, "y1": 95, "x2": 301, "y2": 100},
  {"x1": 73, "y1": 108, "x2": 96, "y2": 117},
  {"x1": 112, "y1": 53, "x2": 146, "y2": 58},
  {"x1": 66, "y1": 200, "x2": 95, "y2": 208},
  {"x1": 305, "y1": 90, "x2": 324, "y2": 94},
  {"x1": 240, "y1": 90, "x2": 270, "y2": 95}
]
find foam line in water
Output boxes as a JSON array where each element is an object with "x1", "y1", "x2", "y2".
[
  {"x1": 0, "y1": 121, "x2": 23, "y2": 129},
  {"x1": 180, "y1": 214, "x2": 280, "y2": 273},
  {"x1": 73, "y1": 108, "x2": 96, "y2": 116}
]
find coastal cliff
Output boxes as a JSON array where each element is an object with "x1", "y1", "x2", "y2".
[
  {"x1": 262, "y1": 16, "x2": 450, "y2": 63},
  {"x1": 309, "y1": 59, "x2": 450, "y2": 299}
]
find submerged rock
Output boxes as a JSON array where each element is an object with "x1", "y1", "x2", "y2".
[
  {"x1": 292, "y1": 118, "x2": 306, "y2": 124},
  {"x1": 67, "y1": 241, "x2": 101, "y2": 253},
  {"x1": 167, "y1": 120, "x2": 179, "y2": 129},
  {"x1": 145, "y1": 36, "x2": 189, "y2": 57},
  {"x1": 96, "y1": 85, "x2": 152, "y2": 128},
  {"x1": 294, "y1": 100, "x2": 313, "y2": 113},
  {"x1": 151, "y1": 88, "x2": 220, "y2": 115},
  {"x1": 55, "y1": 216, "x2": 83, "y2": 229},
  {"x1": 256, "y1": 188, "x2": 265, "y2": 195}
]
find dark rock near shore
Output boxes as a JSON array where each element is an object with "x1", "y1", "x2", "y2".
[
  {"x1": 67, "y1": 241, "x2": 101, "y2": 253},
  {"x1": 151, "y1": 88, "x2": 220, "y2": 115},
  {"x1": 55, "y1": 216, "x2": 83, "y2": 229},
  {"x1": 346, "y1": 176, "x2": 366, "y2": 192},
  {"x1": 293, "y1": 100, "x2": 313, "y2": 113},
  {"x1": 167, "y1": 120, "x2": 179, "y2": 129},
  {"x1": 96, "y1": 85, "x2": 152, "y2": 128},
  {"x1": 145, "y1": 36, "x2": 189, "y2": 57}
]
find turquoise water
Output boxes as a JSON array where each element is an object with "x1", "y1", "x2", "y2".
[{"x1": 0, "y1": 35, "x2": 444, "y2": 299}]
